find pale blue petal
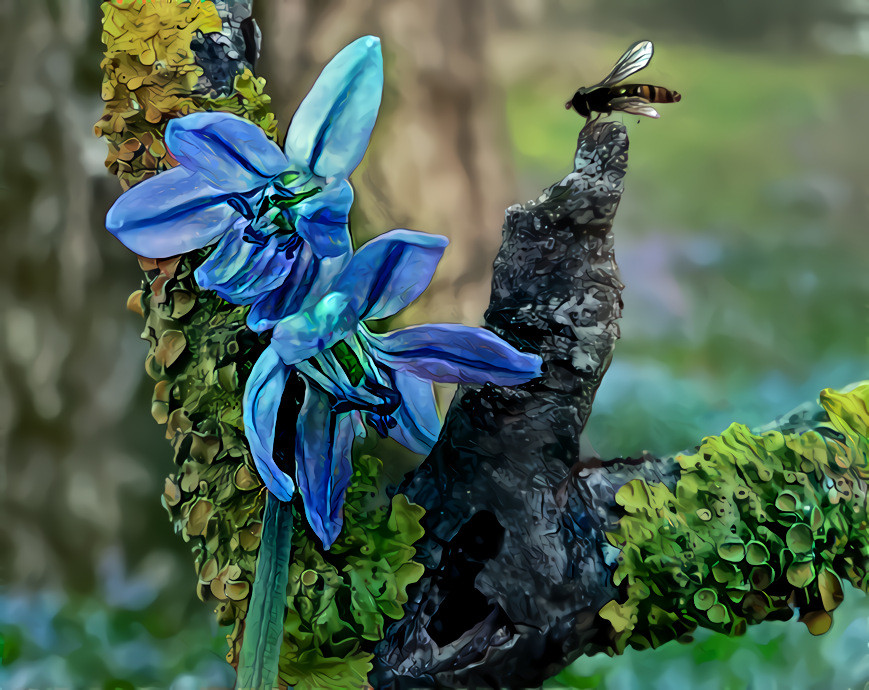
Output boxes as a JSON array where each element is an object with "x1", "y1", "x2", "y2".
[
  {"x1": 389, "y1": 368, "x2": 441, "y2": 454},
  {"x1": 246, "y1": 251, "x2": 347, "y2": 333},
  {"x1": 194, "y1": 221, "x2": 302, "y2": 306},
  {"x1": 293, "y1": 179, "x2": 354, "y2": 258},
  {"x1": 337, "y1": 229, "x2": 449, "y2": 320},
  {"x1": 295, "y1": 357, "x2": 345, "y2": 401},
  {"x1": 106, "y1": 165, "x2": 241, "y2": 257},
  {"x1": 270, "y1": 292, "x2": 359, "y2": 365},
  {"x1": 370, "y1": 324, "x2": 543, "y2": 385},
  {"x1": 284, "y1": 36, "x2": 383, "y2": 179},
  {"x1": 242, "y1": 347, "x2": 297, "y2": 502},
  {"x1": 295, "y1": 379, "x2": 356, "y2": 549},
  {"x1": 166, "y1": 112, "x2": 287, "y2": 190}
]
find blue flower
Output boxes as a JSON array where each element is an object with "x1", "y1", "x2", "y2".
[
  {"x1": 105, "y1": 36, "x2": 384, "y2": 332},
  {"x1": 243, "y1": 229, "x2": 543, "y2": 548}
]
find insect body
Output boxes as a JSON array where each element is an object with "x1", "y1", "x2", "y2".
[{"x1": 566, "y1": 40, "x2": 681, "y2": 122}]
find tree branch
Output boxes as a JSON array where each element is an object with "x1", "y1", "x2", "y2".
[{"x1": 375, "y1": 122, "x2": 869, "y2": 688}]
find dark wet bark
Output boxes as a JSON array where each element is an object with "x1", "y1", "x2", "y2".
[{"x1": 374, "y1": 122, "x2": 679, "y2": 687}]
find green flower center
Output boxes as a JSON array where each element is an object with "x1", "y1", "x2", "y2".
[
  {"x1": 330, "y1": 340, "x2": 365, "y2": 387},
  {"x1": 254, "y1": 184, "x2": 321, "y2": 236}
]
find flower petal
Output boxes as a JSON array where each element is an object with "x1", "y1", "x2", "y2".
[
  {"x1": 370, "y1": 324, "x2": 543, "y2": 385},
  {"x1": 270, "y1": 292, "x2": 359, "y2": 365},
  {"x1": 166, "y1": 112, "x2": 287, "y2": 190},
  {"x1": 106, "y1": 166, "x2": 242, "y2": 258},
  {"x1": 242, "y1": 347, "x2": 297, "y2": 502},
  {"x1": 284, "y1": 36, "x2": 383, "y2": 179},
  {"x1": 246, "y1": 251, "x2": 347, "y2": 334},
  {"x1": 193, "y1": 221, "x2": 300, "y2": 306},
  {"x1": 293, "y1": 179, "x2": 354, "y2": 259},
  {"x1": 295, "y1": 379, "x2": 356, "y2": 548},
  {"x1": 338, "y1": 229, "x2": 449, "y2": 320},
  {"x1": 389, "y1": 369, "x2": 441, "y2": 455}
]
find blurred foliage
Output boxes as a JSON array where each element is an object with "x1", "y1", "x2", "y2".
[
  {"x1": 0, "y1": 587, "x2": 233, "y2": 688},
  {"x1": 580, "y1": 0, "x2": 852, "y2": 48}
]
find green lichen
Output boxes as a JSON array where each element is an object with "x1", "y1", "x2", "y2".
[
  {"x1": 133, "y1": 251, "x2": 267, "y2": 666},
  {"x1": 97, "y1": 0, "x2": 277, "y2": 665},
  {"x1": 99, "y1": 2, "x2": 426, "y2": 678},
  {"x1": 210, "y1": 69, "x2": 279, "y2": 141},
  {"x1": 280, "y1": 455, "x2": 426, "y2": 687},
  {"x1": 602, "y1": 383, "x2": 869, "y2": 653}
]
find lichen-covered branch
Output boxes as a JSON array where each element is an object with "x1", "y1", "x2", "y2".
[
  {"x1": 597, "y1": 385, "x2": 869, "y2": 650},
  {"x1": 98, "y1": 3, "x2": 427, "y2": 682},
  {"x1": 375, "y1": 121, "x2": 869, "y2": 688},
  {"x1": 97, "y1": 0, "x2": 272, "y2": 667}
]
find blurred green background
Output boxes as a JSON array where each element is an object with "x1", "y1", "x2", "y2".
[{"x1": 0, "y1": 0, "x2": 866, "y2": 686}]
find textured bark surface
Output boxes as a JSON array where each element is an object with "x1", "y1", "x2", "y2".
[
  {"x1": 193, "y1": 0, "x2": 260, "y2": 95},
  {"x1": 375, "y1": 122, "x2": 678, "y2": 687}
]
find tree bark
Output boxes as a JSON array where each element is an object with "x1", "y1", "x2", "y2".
[
  {"x1": 375, "y1": 120, "x2": 640, "y2": 687},
  {"x1": 374, "y1": 120, "x2": 869, "y2": 687}
]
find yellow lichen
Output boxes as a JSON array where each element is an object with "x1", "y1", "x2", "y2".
[{"x1": 96, "y1": 0, "x2": 221, "y2": 187}]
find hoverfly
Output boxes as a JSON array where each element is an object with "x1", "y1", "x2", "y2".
[{"x1": 566, "y1": 40, "x2": 681, "y2": 123}]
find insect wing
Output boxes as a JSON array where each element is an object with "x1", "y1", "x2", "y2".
[
  {"x1": 594, "y1": 40, "x2": 654, "y2": 88},
  {"x1": 609, "y1": 97, "x2": 660, "y2": 119}
]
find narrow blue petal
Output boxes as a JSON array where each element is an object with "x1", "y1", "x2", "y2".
[
  {"x1": 389, "y1": 368, "x2": 441, "y2": 454},
  {"x1": 284, "y1": 36, "x2": 383, "y2": 179},
  {"x1": 246, "y1": 251, "x2": 348, "y2": 334},
  {"x1": 270, "y1": 293, "x2": 359, "y2": 365},
  {"x1": 106, "y1": 166, "x2": 240, "y2": 257},
  {"x1": 293, "y1": 179, "x2": 354, "y2": 259},
  {"x1": 370, "y1": 324, "x2": 543, "y2": 385},
  {"x1": 295, "y1": 379, "x2": 356, "y2": 549},
  {"x1": 194, "y1": 222, "x2": 299, "y2": 306},
  {"x1": 295, "y1": 357, "x2": 344, "y2": 402},
  {"x1": 337, "y1": 229, "x2": 449, "y2": 320},
  {"x1": 242, "y1": 347, "x2": 297, "y2": 502},
  {"x1": 166, "y1": 112, "x2": 287, "y2": 191}
]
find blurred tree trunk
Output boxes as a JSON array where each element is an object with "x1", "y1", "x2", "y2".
[
  {"x1": 253, "y1": 0, "x2": 515, "y2": 324},
  {"x1": 0, "y1": 0, "x2": 179, "y2": 594}
]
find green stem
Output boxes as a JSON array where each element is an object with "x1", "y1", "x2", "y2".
[{"x1": 237, "y1": 493, "x2": 292, "y2": 689}]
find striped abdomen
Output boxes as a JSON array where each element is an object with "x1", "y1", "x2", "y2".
[{"x1": 613, "y1": 84, "x2": 681, "y2": 103}]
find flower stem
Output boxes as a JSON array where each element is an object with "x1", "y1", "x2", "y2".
[{"x1": 237, "y1": 493, "x2": 292, "y2": 689}]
